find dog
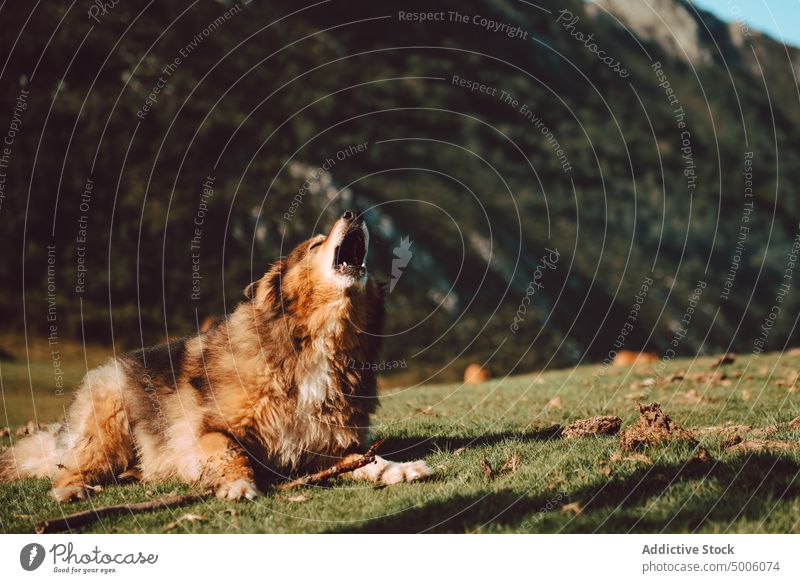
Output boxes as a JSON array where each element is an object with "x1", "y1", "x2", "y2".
[{"x1": 0, "y1": 210, "x2": 431, "y2": 501}]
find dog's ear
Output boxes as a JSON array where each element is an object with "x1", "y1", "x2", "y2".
[
  {"x1": 243, "y1": 280, "x2": 259, "y2": 300},
  {"x1": 246, "y1": 259, "x2": 286, "y2": 309}
]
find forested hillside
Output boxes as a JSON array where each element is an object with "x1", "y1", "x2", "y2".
[{"x1": 1, "y1": 0, "x2": 799, "y2": 381}]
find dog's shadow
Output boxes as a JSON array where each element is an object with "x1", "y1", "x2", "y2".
[
  {"x1": 373, "y1": 426, "x2": 563, "y2": 462},
  {"x1": 248, "y1": 427, "x2": 562, "y2": 488},
  {"x1": 322, "y1": 452, "x2": 800, "y2": 533}
]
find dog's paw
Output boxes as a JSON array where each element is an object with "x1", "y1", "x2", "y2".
[
  {"x1": 215, "y1": 478, "x2": 261, "y2": 501},
  {"x1": 50, "y1": 484, "x2": 86, "y2": 502},
  {"x1": 353, "y1": 456, "x2": 433, "y2": 485},
  {"x1": 381, "y1": 460, "x2": 433, "y2": 484}
]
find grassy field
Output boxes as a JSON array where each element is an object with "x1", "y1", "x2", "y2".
[{"x1": 1, "y1": 342, "x2": 799, "y2": 533}]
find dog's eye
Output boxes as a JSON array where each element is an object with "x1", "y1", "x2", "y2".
[{"x1": 309, "y1": 240, "x2": 324, "y2": 250}]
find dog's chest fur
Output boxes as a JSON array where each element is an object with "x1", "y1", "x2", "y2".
[
  {"x1": 297, "y1": 349, "x2": 331, "y2": 405},
  {"x1": 295, "y1": 321, "x2": 340, "y2": 407},
  {"x1": 259, "y1": 322, "x2": 364, "y2": 468}
]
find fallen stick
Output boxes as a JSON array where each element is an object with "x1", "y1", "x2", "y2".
[
  {"x1": 35, "y1": 493, "x2": 210, "y2": 534},
  {"x1": 276, "y1": 439, "x2": 385, "y2": 490},
  {"x1": 34, "y1": 440, "x2": 385, "y2": 532}
]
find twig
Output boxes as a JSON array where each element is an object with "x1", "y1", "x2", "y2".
[
  {"x1": 35, "y1": 493, "x2": 210, "y2": 534},
  {"x1": 276, "y1": 439, "x2": 385, "y2": 490}
]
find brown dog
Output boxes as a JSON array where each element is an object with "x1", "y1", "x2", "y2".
[{"x1": 0, "y1": 211, "x2": 431, "y2": 501}]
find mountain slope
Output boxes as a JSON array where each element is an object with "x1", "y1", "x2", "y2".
[{"x1": 1, "y1": 0, "x2": 799, "y2": 381}]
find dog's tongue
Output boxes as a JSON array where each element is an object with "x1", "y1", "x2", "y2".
[{"x1": 339, "y1": 262, "x2": 347, "y2": 273}]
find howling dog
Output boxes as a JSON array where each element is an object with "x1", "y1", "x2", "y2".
[{"x1": 0, "y1": 211, "x2": 431, "y2": 501}]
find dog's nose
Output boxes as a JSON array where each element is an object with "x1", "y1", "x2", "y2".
[
  {"x1": 340, "y1": 209, "x2": 365, "y2": 229},
  {"x1": 341, "y1": 210, "x2": 363, "y2": 225}
]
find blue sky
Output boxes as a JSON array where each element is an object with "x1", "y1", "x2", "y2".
[{"x1": 691, "y1": 0, "x2": 800, "y2": 48}]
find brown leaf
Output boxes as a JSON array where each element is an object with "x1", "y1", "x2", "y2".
[
  {"x1": 561, "y1": 501, "x2": 583, "y2": 515},
  {"x1": 692, "y1": 447, "x2": 714, "y2": 463},
  {"x1": 629, "y1": 378, "x2": 655, "y2": 391},
  {"x1": 625, "y1": 453, "x2": 654, "y2": 465},
  {"x1": 223, "y1": 508, "x2": 239, "y2": 531},
  {"x1": 721, "y1": 434, "x2": 742, "y2": 449},
  {"x1": 611, "y1": 451, "x2": 653, "y2": 465},
  {"x1": 164, "y1": 513, "x2": 206, "y2": 531},
  {"x1": 676, "y1": 389, "x2": 706, "y2": 404},
  {"x1": 547, "y1": 396, "x2": 563, "y2": 409},
  {"x1": 500, "y1": 451, "x2": 522, "y2": 474},
  {"x1": 285, "y1": 494, "x2": 309, "y2": 503},
  {"x1": 479, "y1": 459, "x2": 495, "y2": 479}
]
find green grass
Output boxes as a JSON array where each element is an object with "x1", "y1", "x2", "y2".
[{"x1": 1, "y1": 346, "x2": 799, "y2": 533}]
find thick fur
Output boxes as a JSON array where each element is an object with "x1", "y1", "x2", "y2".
[{"x1": 0, "y1": 213, "x2": 431, "y2": 500}]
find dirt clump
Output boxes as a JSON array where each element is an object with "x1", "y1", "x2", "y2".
[
  {"x1": 668, "y1": 371, "x2": 728, "y2": 385},
  {"x1": 562, "y1": 416, "x2": 622, "y2": 439},
  {"x1": 713, "y1": 353, "x2": 737, "y2": 366},
  {"x1": 693, "y1": 424, "x2": 753, "y2": 437},
  {"x1": 619, "y1": 403, "x2": 695, "y2": 451}
]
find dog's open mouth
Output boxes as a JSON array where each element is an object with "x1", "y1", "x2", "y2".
[{"x1": 333, "y1": 227, "x2": 366, "y2": 278}]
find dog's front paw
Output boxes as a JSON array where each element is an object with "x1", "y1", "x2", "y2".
[
  {"x1": 381, "y1": 460, "x2": 433, "y2": 484},
  {"x1": 353, "y1": 456, "x2": 433, "y2": 485},
  {"x1": 50, "y1": 484, "x2": 87, "y2": 502},
  {"x1": 215, "y1": 478, "x2": 261, "y2": 500}
]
